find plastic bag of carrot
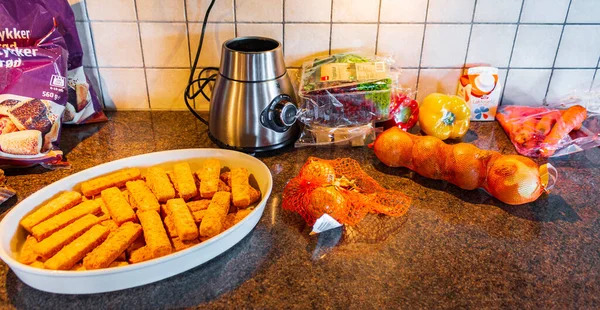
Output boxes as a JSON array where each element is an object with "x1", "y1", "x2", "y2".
[{"x1": 496, "y1": 104, "x2": 599, "y2": 157}]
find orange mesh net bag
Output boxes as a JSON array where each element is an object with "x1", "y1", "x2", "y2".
[{"x1": 282, "y1": 157, "x2": 411, "y2": 227}]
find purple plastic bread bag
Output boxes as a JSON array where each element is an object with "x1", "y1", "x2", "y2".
[
  {"x1": 1, "y1": 0, "x2": 107, "y2": 125},
  {"x1": 0, "y1": 0, "x2": 69, "y2": 167}
]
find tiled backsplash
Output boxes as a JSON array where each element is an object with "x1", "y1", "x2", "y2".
[{"x1": 70, "y1": 0, "x2": 600, "y2": 111}]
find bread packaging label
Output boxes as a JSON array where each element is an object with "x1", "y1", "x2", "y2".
[{"x1": 457, "y1": 67, "x2": 502, "y2": 121}]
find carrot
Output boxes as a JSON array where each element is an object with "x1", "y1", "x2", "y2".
[
  {"x1": 540, "y1": 105, "x2": 587, "y2": 157},
  {"x1": 535, "y1": 110, "x2": 561, "y2": 136},
  {"x1": 513, "y1": 117, "x2": 538, "y2": 146}
]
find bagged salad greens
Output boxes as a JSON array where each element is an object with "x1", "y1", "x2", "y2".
[{"x1": 296, "y1": 53, "x2": 407, "y2": 147}]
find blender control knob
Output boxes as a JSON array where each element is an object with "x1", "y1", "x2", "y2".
[{"x1": 274, "y1": 101, "x2": 297, "y2": 127}]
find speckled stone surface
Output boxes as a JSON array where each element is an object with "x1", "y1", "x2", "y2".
[{"x1": 1, "y1": 111, "x2": 599, "y2": 309}]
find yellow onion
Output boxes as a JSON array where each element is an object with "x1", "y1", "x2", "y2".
[{"x1": 484, "y1": 155, "x2": 544, "y2": 205}]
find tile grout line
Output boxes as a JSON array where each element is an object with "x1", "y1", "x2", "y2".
[
  {"x1": 81, "y1": 0, "x2": 105, "y2": 109},
  {"x1": 282, "y1": 0, "x2": 285, "y2": 56},
  {"x1": 86, "y1": 65, "x2": 600, "y2": 70},
  {"x1": 462, "y1": 0, "x2": 478, "y2": 68},
  {"x1": 543, "y1": 0, "x2": 574, "y2": 104},
  {"x1": 328, "y1": 0, "x2": 333, "y2": 54},
  {"x1": 132, "y1": 0, "x2": 151, "y2": 110},
  {"x1": 374, "y1": 0, "x2": 382, "y2": 55},
  {"x1": 183, "y1": 0, "x2": 196, "y2": 109},
  {"x1": 591, "y1": 55, "x2": 600, "y2": 91},
  {"x1": 233, "y1": 0, "x2": 238, "y2": 37},
  {"x1": 414, "y1": 0, "x2": 431, "y2": 98},
  {"x1": 84, "y1": 19, "x2": 600, "y2": 26},
  {"x1": 500, "y1": 0, "x2": 526, "y2": 105}
]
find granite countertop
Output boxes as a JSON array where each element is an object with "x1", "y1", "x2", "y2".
[{"x1": 1, "y1": 111, "x2": 599, "y2": 309}]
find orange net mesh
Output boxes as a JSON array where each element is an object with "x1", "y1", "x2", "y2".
[{"x1": 282, "y1": 157, "x2": 411, "y2": 226}]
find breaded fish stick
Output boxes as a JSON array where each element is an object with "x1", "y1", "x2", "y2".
[
  {"x1": 231, "y1": 168, "x2": 251, "y2": 208},
  {"x1": 80, "y1": 168, "x2": 142, "y2": 197},
  {"x1": 34, "y1": 214, "x2": 101, "y2": 260},
  {"x1": 21, "y1": 191, "x2": 82, "y2": 232},
  {"x1": 83, "y1": 222, "x2": 142, "y2": 269},
  {"x1": 166, "y1": 198, "x2": 198, "y2": 241},
  {"x1": 187, "y1": 200, "x2": 210, "y2": 212},
  {"x1": 19, "y1": 235, "x2": 39, "y2": 265},
  {"x1": 145, "y1": 167, "x2": 175, "y2": 203},
  {"x1": 101, "y1": 187, "x2": 136, "y2": 226},
  {"x1": 220, "y1": 171, "x2": 231, "y2": 187},
  {"x1": 128, "y1": 246, "x2": 154, "y2": 264},
  {"x1": 218, "y1": 180, "x2": 230, "y2": 192},
  {"x1": 100, "y1": 219, "x2": 119, "y2": 232},
  {"x1": 173, "y1": 163, "x2": 198, "y2": 201},
  {"x1": 234, "y1": 209, "x2": 253, "y2": 225},
  {"x1": 44, "y1": 225, "x2": 110, "y2": 270},
  {"x1": 126, "y1": 180, "x2": 160, "y2": 212},
  {"x1": 170, "y1": 237, "x2": 200, "y2": 251},
  {"x1": 191, "y1": 210, "x2": 206, "y2": 223},
  {"x1": 95, "y1": 198, "x2": 111, "y2": 221},
  {"x1": 199, "y1": 192, "x2": 231, "y2": 238},
  {"x1": 137, "y1": 210, "x2": 172, "y2": 258},
  {"x1": 197, "y1": 159, "x2": 220, "y2": 199},
  {"x1": 31, "y1": 200, "x2": 101, "y2": 241},
  {"x1": 30, "y1": 261, "x2": 46, "y2": 269},
  {"x1": 249, "y1": 186, "x2": 261, "y2": 204},
  {"x1": 109, "y1": 261, "x2": 129, "y2": 268}
]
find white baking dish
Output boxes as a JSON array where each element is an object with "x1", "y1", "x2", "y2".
[{"x1": 0, "y1": 149, "x2": 272, "y2": 294}]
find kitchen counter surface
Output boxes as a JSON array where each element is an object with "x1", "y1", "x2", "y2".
[{"x1": 1, "y1": 111, "x2": 600, "y2": 309}]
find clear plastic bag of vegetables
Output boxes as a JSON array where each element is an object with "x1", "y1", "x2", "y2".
[
  {"x1": 496, "y1": 84, "x2": 600, "y2": 158},
  {"x1": 295, "y1": 53, "x2": 406, "y2": 147}
]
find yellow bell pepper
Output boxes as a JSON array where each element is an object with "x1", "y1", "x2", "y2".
[{"x1": 418, "y1": 93, "x2": 471, "y2": 140}]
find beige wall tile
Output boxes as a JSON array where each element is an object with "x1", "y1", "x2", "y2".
[
  {"x1": 332, "y1": 0, "x2": 379, "y2": 22},
  {"x1": 546, "y1": 69, "x2": 595, "y2": 103},
  {"x1": 146, "y1": 69, "x2": 191, "y2": 110},
  {"x1": 187, "y1": 0, "x2": 235, "y2": 22},
  {"x1": 510, "y1": 25, "x2": 562, "y2": 68},
  {"x1": 188, "y1": 23, "x2": 236, "y2": 67},
  {"x1": 428, "y1": 0, "x2": 475, "y2": 22},
  {"x1": 377, "y1": 24, "x2": 425, "y2": 67},
  {"x1": 567, "y1": 0, "x2": 600, "y2": 23},
  {"x1": 284, "y1": 24, "x2": 330, "y2": 67},
  {"x1": 380, "y1": 0, "x2": 427, "y2": 22},
  {"x1": 503, "y1": 69, "x2": 552, "y2": 105},
  {"x1": 420, "y1": 24, "x2": 470, "y2": 67},
  {"x1": 140, "y1": 23, "x2": 189, "y2": 67},
  {"x1": 474, "y1": 0, "x2": 523, "y2": 23},
  {"x1": 286, "y1": 0, "x2": 332, "y2": 22},
  {"x1": 236, "y1": 24, "x2": 283, "y2": 44},
  {"x1": 137, "y1": 0, "x2": 185, "y2": 21},
  {"x1": 92, "y1": 22, "x2": 144, "y2": 67},
  {"x1": 416, "y1": 69, "x2": 463, "y2": 103},
  {"x1": 466, "y1": 24, "x2": 517, "y2": 68},
  {"x1": 87, "y1": 0, "x2": 137, "y2": 21},
  {"x1": 331, "y1": 24, "x2": 377, "y2": 55},
  {"x1": 236, "y1": 0, "x2": 283, "y2": 22},
  {"x1": 100, "y1": 68, "x2": 149, "y2": 110},
  {"x1": 397, "y1": 69, "x2": 419, "y2": 96}
]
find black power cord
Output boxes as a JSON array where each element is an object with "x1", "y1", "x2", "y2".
[{"x1": 184, "y1": 0, "x2": 218, "y2": 126}]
